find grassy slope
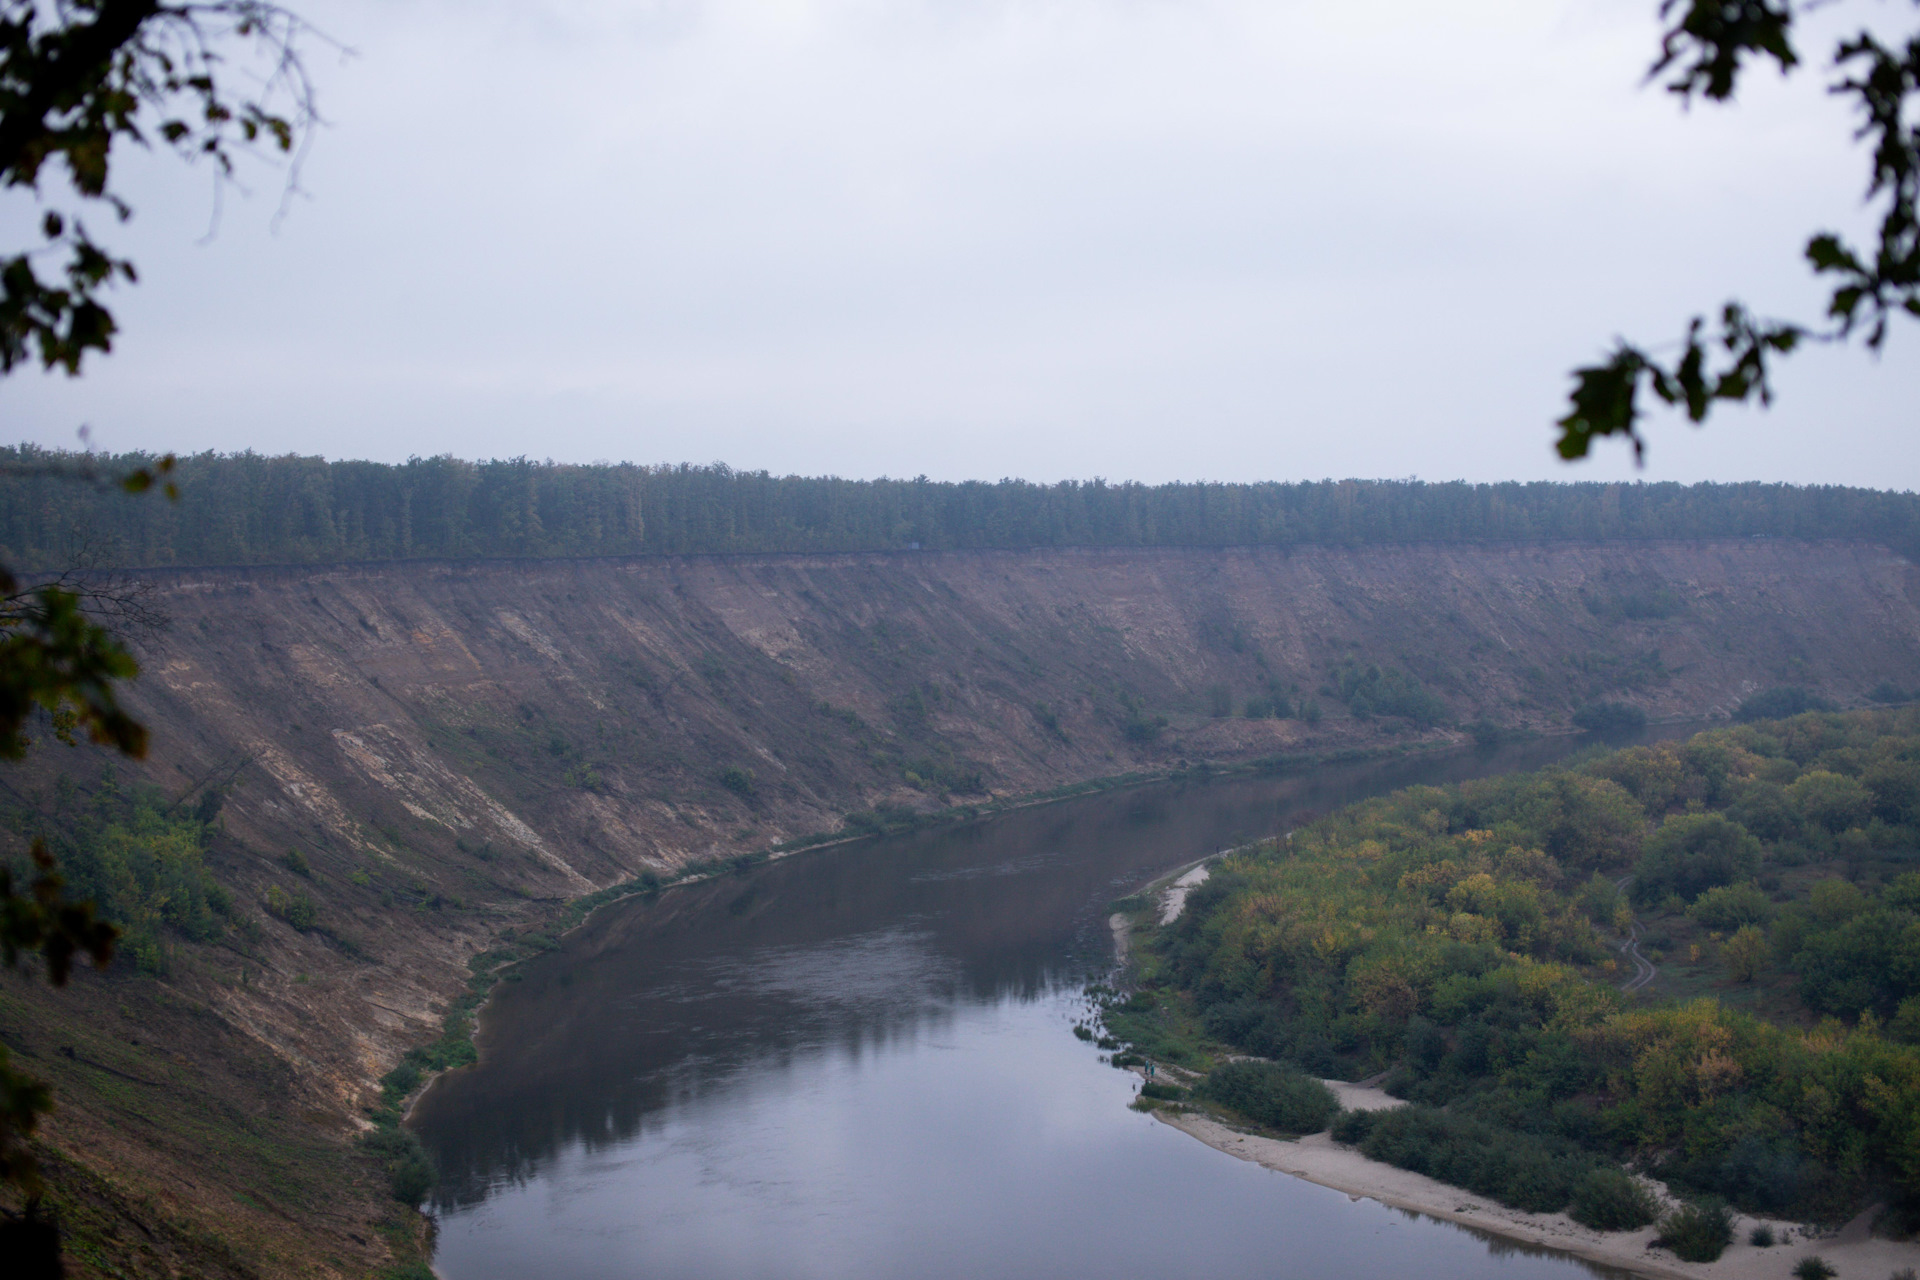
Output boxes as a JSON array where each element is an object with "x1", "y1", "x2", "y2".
[{"x1": 0, "y1": 968, "x2": 429, "y2": 1279}]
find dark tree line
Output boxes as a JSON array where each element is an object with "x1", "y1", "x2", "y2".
[{"x1": 5, "y1": 447, "x2": 1920, "y2": 570}]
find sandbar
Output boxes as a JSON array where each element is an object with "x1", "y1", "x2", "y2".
[{"x1": 1151, "y1": 1083, "x2": 1920, "y2": 1280}]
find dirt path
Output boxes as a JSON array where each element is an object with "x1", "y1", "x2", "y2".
[{"x1": 1615, "y1": 875, "x2": 1658, "y2": 993}]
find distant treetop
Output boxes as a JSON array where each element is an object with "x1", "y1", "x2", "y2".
[{"x1": 3, "y1": 447, "x2": 1918, "y2": 570}]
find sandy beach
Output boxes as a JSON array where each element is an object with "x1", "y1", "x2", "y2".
[{"x1": 1150, "y1": 1081, "x2": 1920, "y2": 1280}]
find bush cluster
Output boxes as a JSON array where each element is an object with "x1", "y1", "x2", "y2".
[
  {"x1": 1568, "y1": 1168, "x2": 1658, "y2": 1230},
  {"x1": 1654, "y1": 1201, "x2": 1734, "y2": 1262},
  {"x1": 11, "y1": 777, "x2": 236, "y2": 971},
  {"x1": 265, "y1": 884, "x2": 318, "y2": 930},
  {"x1": 1333, "y1": 1106, "x2": 1595, "y2": 1215},
  {"x1": 1197, "y1": 1061, "x2": 1337, "y2": 1134},
  {"x1": 360, "y1": 1126, "x2": 436, "y2": 1206},
  {"x1": 1735, "y1": 687, "x2": 1837, "y2": 722},
  {"x1": 1572, "y1": 702, "x2": 1647, "y2": 734},
  {"x1": 1330, "y1": 662, "x2": 1449, "y2": 728},
  {"x1": 1145, "y1": 709, "x2": 1920, "y2": 1225}
]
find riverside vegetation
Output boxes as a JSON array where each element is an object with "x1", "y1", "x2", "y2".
[{"x1": 1099, "y1": 708, "x2": 1920, "y2": 1262}]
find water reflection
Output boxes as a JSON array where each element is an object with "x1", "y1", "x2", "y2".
[{"x1": 414, "y1": 731, "x2": 1702, "y2": 1279}]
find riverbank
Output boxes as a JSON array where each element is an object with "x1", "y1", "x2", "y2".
[
  {"x1": 406, "y1": 735, "x2": 1483, "y2": 1119},
  {"x1": 1155, "y1": 1106, "x2": 1919, "y2": 1280},
  {"x1": 398, "y1": 715, "x2": 1728, "y2": 1130}
]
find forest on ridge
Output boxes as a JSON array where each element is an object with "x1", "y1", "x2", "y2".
[{"x1": 5, "y1": 447, "x2": 1920, "y2": 569}]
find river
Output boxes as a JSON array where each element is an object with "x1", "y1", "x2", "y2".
[{"x1": 412, "y1": 733, "x2": 1678, "y2": 1280}]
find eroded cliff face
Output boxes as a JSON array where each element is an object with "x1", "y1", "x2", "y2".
[
  {"x1": 8, "y1": 539, "x2": 1920, "y2": 1274},
  {"x1": 74, "y1": 540, "x2": 1920, "y2": 1095}
]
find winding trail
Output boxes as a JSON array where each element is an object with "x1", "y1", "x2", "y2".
[{"x1": 1613, "y1": 874, "x2": 1658, "y2": 993}]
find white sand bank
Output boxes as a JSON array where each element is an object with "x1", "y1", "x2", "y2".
[
  {"x1": 1159, "y1": 863, "x2": 1212, "y2": 924},
  {"x1": 1321, "y1": 1079, "x2": 1405, "y2": 1114},
  {"x1": 1155, "y1": 1107, "x2": 1920, "y2": 1280}
]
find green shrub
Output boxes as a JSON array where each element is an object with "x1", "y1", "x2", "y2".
[
  {"x1": 1331, "y1": 662, "x2": 1449, "y2": 727},
  {"x1": 1576, "y1": 873, "x2": 1626, "y2": 926},
  {"x1": 265, "y1": 884, "x2": 318, "y2": 930},
  {"x1": 564, "y1": 763, "x2": 606, "y2": 792},
  {"x1": 1330, "y1": 1108, "x2": 1379, "y2": 1145},
  {"x1": 1199, "y1": 1061, "x2": 1337, "y2": 1133},
  {"x1": 1633, "y1": 813, "x2": 1760, "y2": 904},
  {"x1": 1725, "y1": 782, "x2": 1801, "y2": 841},
  {"x1": 1569, "y1": 1168, "x2": 1658, "y2": 1231},
  {"x1": 903, "y1": 755, "x2": 986, "y2": 795},
  {"x1": 282, "y1": 848, "x2": 312, "y2": 877},
  {"x1": 1786, "y1": 769, "x2": 1874, "y2": 833},
  {"x1": 1342, "y1": 1105, "x2": 1590, "y2": 1215},
  {"x1": 1687, "y1": 882, "x2": 1775, "y2": 930},
  {"x1": 1572, "y1": 702, "x2": 1647, "y2": 734},
  {"x1": 383, "y1": 1061, "x2": 422, "y2": 1096},
  {"x1": 1140, "y1": 1081, "x2": 1187, "y2": 1101},
  {"x1": 1654, "y1": 1201, "x2": 1733, "y2": 1262},
  {"x1": 1734, "y1": 687, "x2": 1835, "y2": 722},
  {"x1": 1791, "y1": 1258, "x2": 1836, "y2": 1280},
  {"x1": 390, "y1": 1154, "x2": 434, "y2": 1205},
  {"x1": 361, "y1": 1126, "x2": 437, "y2": 1206},
  {"x1": 39, "y1": 793, "x2": 234, "y2": 953},
  {"x1": 127, "y1": 935, "x2": 173, "y2": 975},
  {"x1": 1721, "y1": 923, "x2": 1769, "y2": 982},
  {"x1": 719, "y1": 767, "x2": 756, "y2": 797},
  {"x1": 1748, "y1": 1223, "x2": 1775, "y2": 1247}
]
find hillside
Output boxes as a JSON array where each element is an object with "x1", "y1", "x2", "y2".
[{"x1": 4, "y1": 537, "x2": 1920, "y2": 1275}]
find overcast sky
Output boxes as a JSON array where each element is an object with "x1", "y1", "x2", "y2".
[{"x1": 2, "y1": 0, "x2": 1913, "y2": 486}]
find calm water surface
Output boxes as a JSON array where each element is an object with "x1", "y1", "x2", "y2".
[{"x1": 414, "y1": 735, "x2": 1683, "y2": 1280}]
